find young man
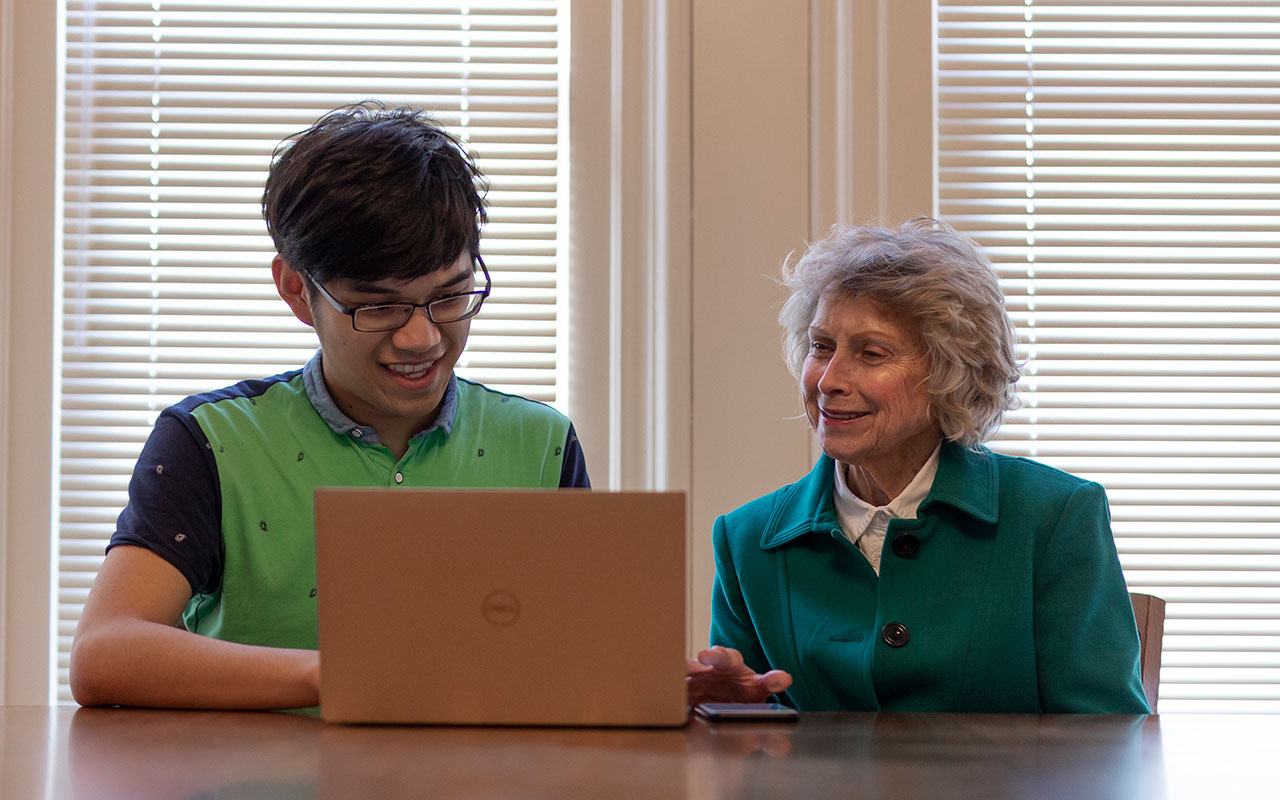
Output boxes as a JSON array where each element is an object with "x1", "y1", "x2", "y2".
[{"x1": 69, "y1": 103, "x2": 589, "y2": 710}]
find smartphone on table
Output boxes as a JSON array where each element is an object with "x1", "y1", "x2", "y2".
[{"x1": 694, "y1": 702, "x2": 799, "y2": 722}]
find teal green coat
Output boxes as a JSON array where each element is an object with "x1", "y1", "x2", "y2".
[{"x1": 710, "y1": 442, "x2": 1151, "y2": 713}]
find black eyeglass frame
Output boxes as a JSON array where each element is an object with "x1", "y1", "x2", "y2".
[{"x1": 307, "y1": 257, "x2": 491, "y2": 332}]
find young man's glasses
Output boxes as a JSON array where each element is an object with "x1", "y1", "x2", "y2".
[{"x1": 308, "y1": 257, "x2": 491, "y2": 332}]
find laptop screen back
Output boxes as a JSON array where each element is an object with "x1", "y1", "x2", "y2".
[{"x1": 315, "y1": 488, "x2": 688, "y2": 726}]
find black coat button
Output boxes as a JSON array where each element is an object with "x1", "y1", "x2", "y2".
[
  {"x1": 882, "y1": 622, "x2": 910, "y2": 647},
  {"x1": 892, "y1": 533, "x2": 920, "y2": 557}
]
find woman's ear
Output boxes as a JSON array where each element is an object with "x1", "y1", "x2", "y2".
[{"x1": 272, "y1": 255, "x2": 315, "y2": 328}]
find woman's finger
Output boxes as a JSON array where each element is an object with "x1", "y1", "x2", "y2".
[{"x1": 695, "y1": 646, "x2": 745, "y2": 671}]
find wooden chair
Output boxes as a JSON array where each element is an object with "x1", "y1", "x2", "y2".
[{"x1": 1129, "y1": 592, "x2": 1166, "y2": 712}]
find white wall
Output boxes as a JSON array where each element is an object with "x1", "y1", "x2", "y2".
[{"x1": 688, "y1": 0, "x2": 815, "y2": 647}]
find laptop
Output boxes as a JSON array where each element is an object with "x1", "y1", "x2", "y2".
[{"x1": 314, "y1": 488, "x2": 688, "y2": 727}]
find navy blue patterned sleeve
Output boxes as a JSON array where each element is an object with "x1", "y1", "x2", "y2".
[
  {"x1": 109, "y1": 407, "x2": 224, "y2": 595},
  {"x1": 558, "y1": 423, "x2": 591, "y2": 488}
]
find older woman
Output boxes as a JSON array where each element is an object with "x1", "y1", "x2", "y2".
[{"x1": 687, "y1": 218, "x2": 1150, "y2": 713}]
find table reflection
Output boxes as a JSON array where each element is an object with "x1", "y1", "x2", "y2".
[
  {"x1": 68, "y1": 706, "x2": 322, "y2": 799},
  {"x1": 693, "y1": 713, "x2": 1162, "y2": 800},
  {"x1": 316, "y1": 722, "x2": 694, "y2": 798},
  {"x1": 47, "y1": 707, "x2": 1172, "y2": 800}
]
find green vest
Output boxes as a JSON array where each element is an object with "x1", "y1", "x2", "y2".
[{"x1": 182, "y1": 375, "x2": 570, "y2": 649}]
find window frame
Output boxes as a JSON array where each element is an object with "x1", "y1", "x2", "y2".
[{"x1": 1, "y1": 0, "x2": 62, "y2": 704}]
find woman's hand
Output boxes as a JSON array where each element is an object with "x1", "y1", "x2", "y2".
[{"x1": 686, "y1": 645, "x2": 793, "y2": 706}]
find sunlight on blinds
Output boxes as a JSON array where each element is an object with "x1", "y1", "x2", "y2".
[
  {"x1": 58, "y1": 0, "x2": 565, "y2": 700},
  {"x1": 938, "y1": 1, "x2": 1280, "y2": 712}
]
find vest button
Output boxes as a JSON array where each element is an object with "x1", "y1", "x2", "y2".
[
  {"x1": 892, "y1": 533, "x2": 920, "y2": 558},
  {"x1": 394, "y1": 472, "x2": 404, "y2": 484},
  {"x1": 881, "y1": 622, "x2": 910, "y2": 648}
]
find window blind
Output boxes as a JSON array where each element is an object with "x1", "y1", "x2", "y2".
[
  {"x1": 938, "y1": 1, "x2": 1280, "y2": 711},
  {"x1": 59, "y1": 0, "x2": 565, "y2": 701}
]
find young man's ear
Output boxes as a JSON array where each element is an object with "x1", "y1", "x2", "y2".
[{"x1": 272, "y1": 255, "x2": 315, "y2": 328}]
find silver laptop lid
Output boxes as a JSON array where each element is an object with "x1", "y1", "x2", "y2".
[{"x1": 315, "y1": 488, "x2": 688, "y2": 726}]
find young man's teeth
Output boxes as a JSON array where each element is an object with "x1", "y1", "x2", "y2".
[{"x1": 390, "y1": 362, "x2": 432, "y2": 379}]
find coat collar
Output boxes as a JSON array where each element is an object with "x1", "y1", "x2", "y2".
[{"x1": 759, "y1": 440, "x2": 1000, "y2": 550}]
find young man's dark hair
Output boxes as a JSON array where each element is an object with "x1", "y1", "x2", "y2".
[{"x1": 262, "y1": 101, "x2": 489, "y2": 285}]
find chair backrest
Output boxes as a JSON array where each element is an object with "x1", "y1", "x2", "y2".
[{"x1": 1129, "y1": 592, "x2": 1165, "y2": 713}]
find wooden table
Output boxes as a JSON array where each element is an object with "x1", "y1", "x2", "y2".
[{"x1": 2, "y1": 706, "x2": 1276, "y2": 799}]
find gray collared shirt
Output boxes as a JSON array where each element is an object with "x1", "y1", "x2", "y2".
[{"x1": 301, "y1": 350, "x2": 457, "y2": 446}]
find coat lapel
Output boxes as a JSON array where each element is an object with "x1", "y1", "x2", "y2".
[
  {"x1": 920, "y1": 441, "x2": 1000, "y2": 524},
  {"x1": 758, "y1": 455, "x2": 842, "y2": 550}
]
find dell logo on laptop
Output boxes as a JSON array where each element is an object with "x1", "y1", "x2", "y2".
[{"x1": 482, "y1": 590, "x2": 520, "y2": 626}]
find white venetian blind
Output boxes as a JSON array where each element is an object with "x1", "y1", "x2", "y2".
[
  {"x1": 58, "y1": 0, "x2": 566, "y2": 701},
  {"x1": 938, "y1": 1, "x2": 1280, "y2": 711}
]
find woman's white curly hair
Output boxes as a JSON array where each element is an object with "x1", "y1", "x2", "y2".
[{"x1": 778, "y1": 217, "x2": 1021, "y2": 447}]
